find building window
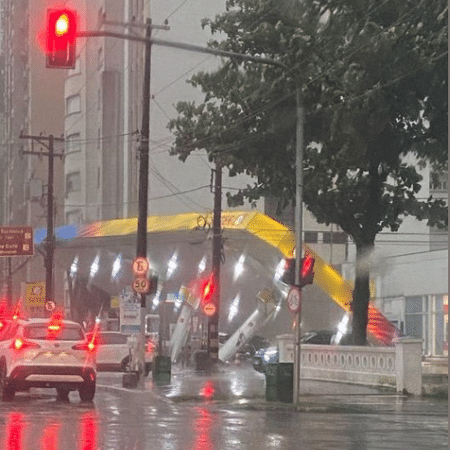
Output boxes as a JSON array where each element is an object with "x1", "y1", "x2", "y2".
[
  {"x1": 323, "y1": 231, "x2": 348, "y2": 244},
  {"x1": 66, "y1": 94, "x2": 81, "y2": 115},
  {"x1": 405, "y1": 297, "x2": 423, "y2": 339},
  {"x1": 66, "y1": 209, "x2": 82, "y2": 225},
  {"x1": 304, "y1": 231, "x2": 318, "y2": 243},
  {"x1": 98, "y1": 47, "x2": 103, "y2": 69},
  {"x1": 66, "y1": 172, "x2": 81, "y2": 193},
  {"x1": 66, "y1": 133, "x2": 81, "y2": 155},
  {"x1": 430, "y1": 172, "x2": 448, "y2": 191}
]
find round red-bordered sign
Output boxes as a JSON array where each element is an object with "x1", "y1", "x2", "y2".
[
  {"x1": 132, "y1": 276, "x2": 150, "y2": 294},
  {"x1": 203, "y1": 302, "x2": 216, "y2": 317},
  {"x1": 287, "y1": 286, "x2": 301, "y2": 313},
  {"x1": 132, "y1": 257, "x2": 149, "y2": 276}
]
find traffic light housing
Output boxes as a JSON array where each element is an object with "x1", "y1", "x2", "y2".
[
  {"x1": 280, "y1": 258, "x2": 295, "y2": 286},
  {"x1": 46, "y1": 8, "x2": 77, "y2": 68},
  {"x1": 148, "y1": 275, "x2": 158, "y2": 296},
  {"x1": 280, "y1": 255, "x2": 315, "y2": 288}
]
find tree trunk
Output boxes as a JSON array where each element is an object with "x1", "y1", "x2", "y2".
[{"x1": 351, "y1": 244, "x2": 373, "y2": 345}]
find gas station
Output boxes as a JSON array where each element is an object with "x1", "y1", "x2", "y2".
[{"x1": 27, "y1": 209, "x2": 398, "y2": 371}]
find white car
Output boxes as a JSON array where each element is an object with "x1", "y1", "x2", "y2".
[
  {"x1": 86, "y1": 331, "x2": 130, "y2": 372},
  {"x1": 0, "y1": 317, "x2": 96, "y2": 402}
]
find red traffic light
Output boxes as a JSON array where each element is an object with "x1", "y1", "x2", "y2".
[
  {"x1": 299, "y1": 254, "x2": 315, "y2": 287},
  {"x1": 200, "y1": 274, "x2": 215, "y2": 304},
  {"x1": 46, "y1": 8, "x2": 77, "y2": 68}
]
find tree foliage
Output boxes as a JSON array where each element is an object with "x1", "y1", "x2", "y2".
[{"x1": 168, "y1": 0, "x2": 448, "y2": 344}]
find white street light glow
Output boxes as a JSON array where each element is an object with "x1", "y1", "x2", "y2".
[
  {"x1": 152, "y1": 286, "x2": 163, "y2": 309},
  {"x1": 90, "y1": 254, "x2": 100, "y2": 278},
  {"x1": 233, "y1": 254, "x2": 245, "y2": 281},
  {"x1": 166, "y1": 252, "x2": 178, "y2": 279},
  {"x1": 70, "y1": 255, "x2": 78, "y2": 278},
  {"x1": 198, "y1": 255, "x2": 206, "y2": 274},
  {"x1": 111, "y1": 254, "x2": 122, "y2": 280},
  {"x1": 274, "y1": 258, "x2": 286, "y2": 281},
  {"x1": 228, "y1": 294, "x2": 240, "y2": 322}
]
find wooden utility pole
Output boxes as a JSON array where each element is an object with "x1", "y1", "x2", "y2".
[{"x1": 20, "y1": 133, "x2": 64, "y2": 314}]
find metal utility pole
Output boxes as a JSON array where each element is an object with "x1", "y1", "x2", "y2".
[
  {"x1": 208, "y1": 164, "x2": 222, "y2": 364},
  {"x1": 293, "y1": 88, "x2": 304, "y2": 405},
  {"x1": 20, "y1": 133, "x2": 64, "y2": 315}
]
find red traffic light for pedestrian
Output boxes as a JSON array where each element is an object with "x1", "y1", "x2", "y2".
[
  {"x1": 46, "y1": 8, "x2": 77, "y2": 68},
  {"x1": 299, "y1": 254, "x2": 315, "y2": 287}
]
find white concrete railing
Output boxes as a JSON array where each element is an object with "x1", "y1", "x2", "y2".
[{"x1": 277, "y1": 335, "x2": 422, "y2": 396}]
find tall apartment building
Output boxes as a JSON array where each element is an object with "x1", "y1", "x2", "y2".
[
  {"x1": 63, "y1": 0, "x2": 148, "y2": 224},
  {"x1": 0, "y1": 0, "x2": 65, "y2": 302}
]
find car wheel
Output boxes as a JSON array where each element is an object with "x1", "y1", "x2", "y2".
[
  {"x1": 0, "y1": 363, "x2": 15, "y2": 402},
  {"x1": 56, "y1": 388, "x2": 70, "y2": 402},
  {"x1": 79, "y1": 381, "x2": 95, "y2": 402}
]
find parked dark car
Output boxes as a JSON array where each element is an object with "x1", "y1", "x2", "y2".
[
  {"x1": 237, "y1": 335, "x2": 271, "y2": 361},
  {"x1": 300, "y1": 330, "x2": 335, "y2": 345},
  {"x1": 252, "y1": 330, "x2": 350, "y2": 373}
]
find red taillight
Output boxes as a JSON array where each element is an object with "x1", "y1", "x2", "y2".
[
  {"x1": 146, "y1": 339, "x2": 155, "y2": 354},
  {"x1": 11, "y1": 338, "x2": 40, "y2": 351},
  {"x1": 72, "y1": 340, "x2": 96, "y2": 353}
]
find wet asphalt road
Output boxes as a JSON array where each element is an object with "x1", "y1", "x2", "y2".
[{"x1": 0, "y1": 370, "x2": 447, "y2": 450}]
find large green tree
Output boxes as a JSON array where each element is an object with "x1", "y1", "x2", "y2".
[{"x1": 168, "y1": 0, "x2": 448, "y2": 345}]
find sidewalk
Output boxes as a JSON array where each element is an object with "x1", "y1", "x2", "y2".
[{"x1": 97, "y1": 360, "x2": 447, "y2": 414}]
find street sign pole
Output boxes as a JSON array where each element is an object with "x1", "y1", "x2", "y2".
[{"x1": 135, "y1": 19, "x2": 152, "y2": 378}]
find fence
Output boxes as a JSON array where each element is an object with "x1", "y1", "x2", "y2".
[{"x1": 277, "y1": 335, "x2": 423, "y2": 396}]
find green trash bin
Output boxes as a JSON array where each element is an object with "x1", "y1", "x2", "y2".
[
  {"x1": 153, "y1": 355, "x2": 171, "y2": 385},
  {"x1": 265, "y1": 363, "x2": 278, "y2": 401},
  {"x1": 277, "y1": 363, "x2": 293, "y2": 403},
  {"x1": 194, "y1": 350, "x2": 211, "y2": 372}
]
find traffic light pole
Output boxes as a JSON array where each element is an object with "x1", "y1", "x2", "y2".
[{"x1": 293, "y1": 88, "x2": 304, "y2": 405}]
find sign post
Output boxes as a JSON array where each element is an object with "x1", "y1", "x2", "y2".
[
  {"x1": 0, "y1": 227, "x2": 34, "y2": 257},
  {"x1": 119, "y1": 290, "x2": 141, "y2": 334}
]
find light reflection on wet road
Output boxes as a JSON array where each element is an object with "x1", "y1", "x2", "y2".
[{"x1": 0, "y1": 385, "x2": 447, "y2": 449}]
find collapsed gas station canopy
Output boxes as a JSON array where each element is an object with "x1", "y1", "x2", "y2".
[{"x1": 35, "y1": 211, "x2": 399, "y2": 345}]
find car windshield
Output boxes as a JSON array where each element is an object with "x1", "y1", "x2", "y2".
[{"x1": 24, "y1": 324, "x2": 84, "y2": 341}]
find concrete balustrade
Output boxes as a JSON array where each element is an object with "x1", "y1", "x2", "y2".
[{"x1": 276, "y1": 335, "x2": 423, "y2": 396}]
